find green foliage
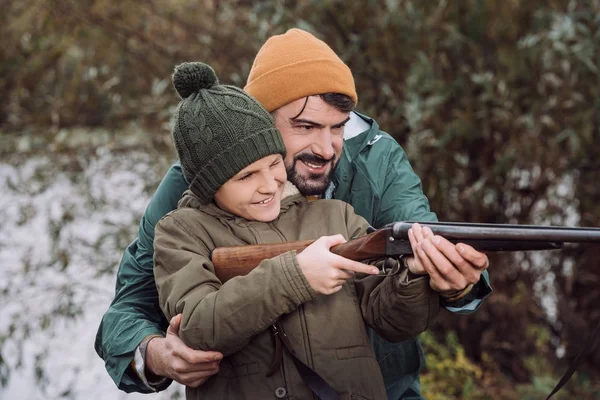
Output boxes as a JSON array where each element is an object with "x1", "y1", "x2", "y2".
[
  {"x1": 419, "y1": 331, "x2": 486, "y2": 400},
  {"x1": 1, "y1": 0, "x2": 260, "y2": 131}
]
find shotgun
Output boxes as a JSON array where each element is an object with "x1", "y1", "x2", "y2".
[{"x1": 209, "y1": 221, "x2": 600, "y2": 283}]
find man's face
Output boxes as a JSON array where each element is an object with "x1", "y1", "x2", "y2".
[
  {"x1": 214, "y1": 154, "x2": 286, "y2": 222},
  {"x1": 272, "y1": 96, "x2": 349, "y2": 196}
]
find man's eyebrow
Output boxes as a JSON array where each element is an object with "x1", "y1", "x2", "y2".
[
  {"x1": 291, "y1": 116, "x2": 351, "y2": 128},
  {"x1": 290, "y1": 118, "x2": 324, "y2": 128},
  {"x1": 332, "y1": 116, "x2": 351, "y2": 128}
]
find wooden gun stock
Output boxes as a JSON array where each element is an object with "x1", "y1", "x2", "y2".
[
  {"x1": 210, "y1": 229, "x2": 389, "y2": 283},
  {"x1": 210, "y1": 240, "x2": 313, "y2": 283}
]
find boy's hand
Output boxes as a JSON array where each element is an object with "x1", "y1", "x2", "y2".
[{"x1": 296, "y1": 234, "x2": 380, "y2": 295}]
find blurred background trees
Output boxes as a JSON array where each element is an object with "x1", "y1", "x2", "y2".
[{"x1": 1, "y1": 0, "x2": 599, "y2": 398}]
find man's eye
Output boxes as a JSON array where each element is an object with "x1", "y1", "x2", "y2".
[
  {"x1": 298, "y1": 125, "x2": 313, "y2": 131},
  {"x1": 332, "y1": 125, "x2": 345, "y2": 135}
]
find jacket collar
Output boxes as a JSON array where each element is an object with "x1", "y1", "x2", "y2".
[
  {"x1": 341, "y1": 111, "x2": 380, "y2": 162},
  {"x1": 330, "y1": 112, "x2": 380, "y2": 199}
]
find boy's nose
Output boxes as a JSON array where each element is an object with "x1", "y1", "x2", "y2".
[{"x1": 259, "y1": 171, "x2": 279, "y2": 193}]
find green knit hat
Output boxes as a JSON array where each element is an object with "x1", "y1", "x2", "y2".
[{"x1": 171, "y1": 62, "x2": 287, "y2": 204}]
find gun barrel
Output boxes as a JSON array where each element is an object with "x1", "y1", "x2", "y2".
[{"x1": 391, "y1": 221, "x2": 600, "y2": 243}]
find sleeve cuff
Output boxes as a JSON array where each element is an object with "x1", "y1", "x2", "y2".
[
  {"x1": 282, "y1": 251, "x2": 317, "y2": 303},
  {"x1": 130, "y1": 335, "x2": 169, "y2": 392},
  {"x1": 442, "y1": 275, "x2": 493, "y2": 313}
]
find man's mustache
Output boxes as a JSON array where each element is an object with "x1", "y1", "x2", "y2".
[{"x1": 294, "y1": 153, "x2": 335, "y2": 165}]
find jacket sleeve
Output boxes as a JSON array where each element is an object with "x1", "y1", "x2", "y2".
[
  {"x1": 154, "y1": 214, "x2": 317, "y2": 357},
  {"x1": 343, "y1": 203, "x2": 439, "y2": 342},
  {"x1": 373, "y1": 139, "x2": 492, "y2": 313},
  {"x1": 356, "y1": 271, "x2": 439, "y2": 342},
  {"x1": 94, "y1": 164, "x2": 188, "y2": 393}
]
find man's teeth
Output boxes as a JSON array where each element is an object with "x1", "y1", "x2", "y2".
[{"x1": 305, "y1": 162, "x2": 326, "y2": 168}]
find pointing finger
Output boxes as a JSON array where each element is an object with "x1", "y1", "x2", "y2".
[{"x1": 334, "y1": 256, "x2": 379, "y2": 275}]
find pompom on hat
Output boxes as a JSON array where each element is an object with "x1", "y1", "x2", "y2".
[
  {"x1": 172, "y1": 62, "x2": 219, "y2": 98},
  {"x1": 171, "y1": 62, "x2": 286, "y2": 204},
  {"x1": 244, "y1": 28, "x2": 358, "y2": 112}
]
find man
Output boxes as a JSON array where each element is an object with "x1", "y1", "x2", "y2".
[{"x1": 95, "y1": 28, "x2": 491, "y2": 399}]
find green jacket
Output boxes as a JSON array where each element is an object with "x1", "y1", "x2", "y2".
[
  {"x1": 154, "y1": 189, "x2": 439, "y2": 399},
  {"x1": 94, "y1": 112, "x2": 492, "y2": 398}
]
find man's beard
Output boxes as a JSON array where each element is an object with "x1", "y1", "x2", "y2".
[{"x1": 286, "y1": 153, "x2": 338, "y2": 196}]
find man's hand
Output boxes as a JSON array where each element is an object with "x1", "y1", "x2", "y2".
[
  {"x1": 145, "y1": 314, "x2": 223, "y2": 388},
  {"x1": 297, "y1": 234, "x2": 380, "y2": 295},
  {"x1": 406, "y1": 222, "x2": 489, "y2": 296}
]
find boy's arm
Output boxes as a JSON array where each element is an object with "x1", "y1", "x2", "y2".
[
  {"x1": 94, "y1": 164, "x2": 188, "y2": 393},
  {"x1": 373, "y1": 141, "x2": 492, "y2": 313},
  {"x1": 356, "y1": 270, "x2": 440, "y2": 342},
  {"x1": 344, "y1": 203, "x2": 440, "y2": 341},
  {"x1": 154, "y1": 213, "x2": 317, "y2": 356}
]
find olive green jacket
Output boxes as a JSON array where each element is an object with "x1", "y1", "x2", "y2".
[
  {"x1": 154, "y1": 190, "x2": 439, "y2": 399},
  {"x1": 94, "y1": 112, "x2": 492, "y2": 398}
]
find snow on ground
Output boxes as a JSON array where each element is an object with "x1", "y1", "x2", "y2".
[{"x1": 0, "y1": 148, "x2": 184, "y2": 399}]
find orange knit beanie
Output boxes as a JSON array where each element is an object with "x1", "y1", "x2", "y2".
[{"x1": 244, "y1": 28, "x2": 358, "y2": 113}]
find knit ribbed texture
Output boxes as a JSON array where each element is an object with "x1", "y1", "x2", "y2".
[
  {"x1": 171, "y1": 62, "x2": 286, "y2": 203},
  {"x1": 244, "y1": 28, "x2": 358, "y2": 112}
]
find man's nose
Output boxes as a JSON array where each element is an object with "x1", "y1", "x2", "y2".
[{"x1": 311, "y1": 130, "x2": 335, "y2": 160}]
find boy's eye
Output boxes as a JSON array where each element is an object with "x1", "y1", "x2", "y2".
[
  {"x1": 271, "y1": 159, "x2": 282, "y2": 167},
  {"x1": 238, "y1": 173, "x2": 252, "y2": 181}
]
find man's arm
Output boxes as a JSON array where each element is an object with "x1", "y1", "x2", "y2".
[
  {"x1": 94, "y1": 238, "x2": 169, "y2": 393},
  {"x1": 373, "y1": 139, "x2": 492, "y2": 312},
  {"x1": 94, "y1": 164, "x2": 220, "y2": 392}
]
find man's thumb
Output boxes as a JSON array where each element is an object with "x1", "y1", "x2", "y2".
[{"x1": 167, "y1": 313, "x2": 182, "y2": 335}]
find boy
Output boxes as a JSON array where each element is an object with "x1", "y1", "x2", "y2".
[{"x1": 154, "y1": 62, "x2": 439, "y2": 399}]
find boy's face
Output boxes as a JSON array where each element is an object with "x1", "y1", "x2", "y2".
[
  {"x1": 214, "y1": 154, "x2": 287, "y2": 222},
  {"x1": 272, "y1": 96, "x2": 349, "y2": 196}
]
